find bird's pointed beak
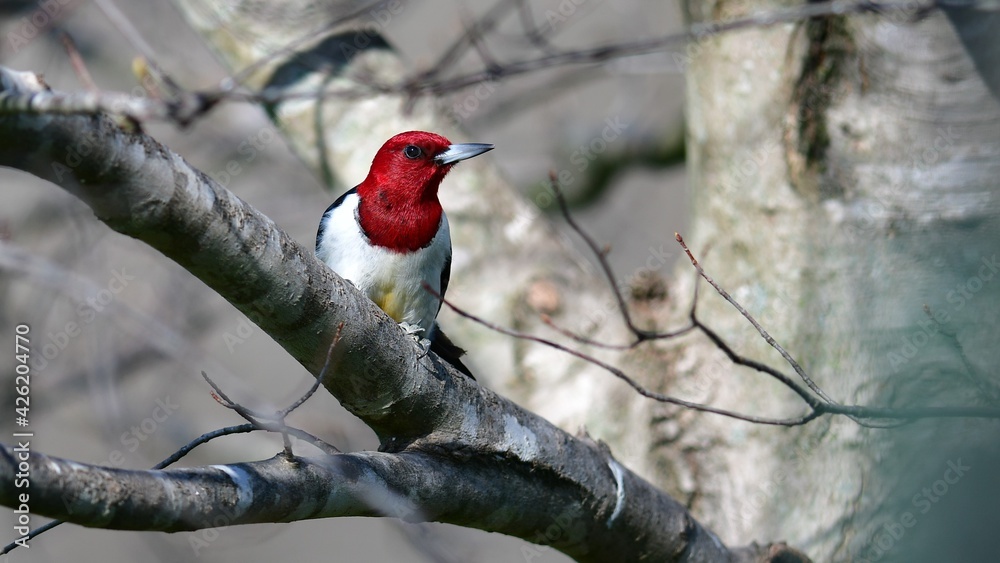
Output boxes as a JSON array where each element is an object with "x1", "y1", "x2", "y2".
[{"x1": 434, "y1": 143, "x2": 494, "y2": 165}]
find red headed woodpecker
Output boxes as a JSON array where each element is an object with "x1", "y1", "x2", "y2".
[{"x1": 316, "y1": 131, "x2": 494, "y2": 378}]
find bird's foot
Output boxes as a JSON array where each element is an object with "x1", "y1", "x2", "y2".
[
  {"x1": 399, "y1": 322, "x2": 431, "y2": 358},
  {"x1": 399, "y1": 322, "x2": 424, "y2": 337}
]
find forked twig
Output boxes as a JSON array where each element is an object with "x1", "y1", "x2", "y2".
[
  {"x1": 202, "y1": 323, "x2": 344, "y2": 457},
  {"x1": 539, "y1": 314, "x2": 695, "y2": 351},
  {"x1": 675, "y1": 233, "x2": 834, "y2": 403},
  {"x1": 676, "y1": 233, "x2": 1000, "y2": 426},
  {"x1": 429, "y1": 283, "x2": 818, "y2": 426},
  {"x1": 923, "y1": 304, "x2": 1000, "y2": 404},
  {"x1": 547, "y1": 171, "x2": 696, "y2": 345}
]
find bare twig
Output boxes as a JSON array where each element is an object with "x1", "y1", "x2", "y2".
[
  {"x1": 410, "y1": 0, "x2": 515, "y2": 87},
  {"x1": 399, "y1": 1, "x2": 934, "y2": 97},
  {"x1": 548, "y1": 171, "x2": 696, "y2": 345},
  {"x1": 540, "y1": 314, "x2": 695, "y2": 350},
  {"x1": 675, "y1": 234, "x2": 1000, "y2": 425},
  {"x1": 923, "y1": 304, "x2": 1000, "y2": 403},
  {"x1": 429, "y1": 282, "x2": 819, "y2": 426},
  {"x1": 94, "y1": 0, "x2": 182, "y2": 96},
  {"x1": 513, "y1": 0, "x2": 559, "y2": 54},
  {"x1": 280, "y1": 323, "x2": 343, "y2": 416},
  {"x1": 153, "y1": 424, "x2": 257, "y2": 468},
  {"x1": 200, "y1": 326, "x2": 344, "y2": 457},
  {"x1": 460, "y1": 4, "x2": 504, "y2": 76},
  {"x1": 690, "y1": 315, "x2": 820, "y2": 407},
  {"x1": 1, "y1": 520, "x2": 60, "y2": 555},
  {"x1": 58, "y1": 31, "x2": 98, "y2": 92},
  {"x1": 676, "y1": 233, "x2": 835, "y2": 403}
]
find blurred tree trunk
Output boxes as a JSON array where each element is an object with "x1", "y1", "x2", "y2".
[{"x1": 674, "y1": 1, "x2": 1000, "y2": 560}]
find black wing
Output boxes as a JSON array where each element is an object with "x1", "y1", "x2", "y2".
[
  {"x1": 431, "y1": 235, "x2": 474, "y2": 378},
  {"x1": 315, "y1": 186, "x2": 359, "y2": 252},
  {"x1": 437, "y1": 243, "x2": 451, "y2": 317}
]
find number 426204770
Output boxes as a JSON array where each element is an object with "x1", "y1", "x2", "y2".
[{"x1": 14, "y1": 324, "x2": 30, "y2": 425}]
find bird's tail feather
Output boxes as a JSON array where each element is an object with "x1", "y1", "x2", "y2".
[{"x1": 431, "y1": 327, "x2": 475, "y2": 379}]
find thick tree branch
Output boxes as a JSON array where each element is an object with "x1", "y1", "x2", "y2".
[{"x1": 0, "y1": 442, "x2": 804, "y2": 562}]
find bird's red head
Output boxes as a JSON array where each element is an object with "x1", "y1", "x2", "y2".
[
  {"x1": 365, "y1": 131, "x2": 455, "y2": 201},
  {"x1": 357, "y1": 131, "x2": 493, "y2": 252}
]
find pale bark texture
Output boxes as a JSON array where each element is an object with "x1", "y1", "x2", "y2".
[{"x1": 671, "y1": 1, "x2": 1000, "y2": 561}]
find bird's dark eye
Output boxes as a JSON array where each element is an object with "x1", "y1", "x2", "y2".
[{"x1": 404, "y1": 145, "x2": 422, "y2": 159}]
